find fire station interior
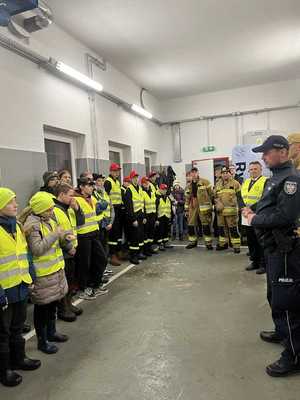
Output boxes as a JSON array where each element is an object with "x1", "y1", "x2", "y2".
[{"x1": 1, "y1": 1, "x2": 300, "y2": 399}]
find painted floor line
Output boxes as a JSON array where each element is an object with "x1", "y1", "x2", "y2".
[{"x1": 24, "y1": 263, "x2": 136, "y2": 342}]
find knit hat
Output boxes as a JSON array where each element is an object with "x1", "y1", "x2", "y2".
[
  {"x1": 0, "y1": 187, "x2": 16, "y2": 210},
  {"x1": 29, "y1": 192, "x2": 55, "y2": 215},
  {"x1": 173, "y1": 180, "x2": 181, "y2": 187},
  {"x1": 43, "y1": 171, "x2": 59, "y2": 186}
]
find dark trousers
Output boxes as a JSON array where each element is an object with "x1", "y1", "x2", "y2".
[
  {"x1": 265, "y1": 248, "x2": 300, "y2": 359},
  {"x1": 128, "y1": 213, "x2": 144, "y2": 255},
  {"x1": 144, "y1": 213, "x2": 156, "y2": 246},
  {"x1": 158, "y1": 216, "x2": 171, "y2": 244},
  {"x1": 64, "y1": 258, "x2": 76, "y2": 290},
  {"x1": 108, "y1": 206, "x2": 123, "y2": 255},
  {"x1": 34, "y1": 301, "x2": 57, "y2": 333},
  {"x1": 99, "y1": 228, "x2": 109, "y2": 256},
  {"x1": 0, "y1": 300, "x2": 27, "y2": 354},
  {"x1": 246, "y1": 226, "x2": 265, "y2": 267},
  {"x1": 76, "y1": 232, "x2": 107, "y2": 290}
]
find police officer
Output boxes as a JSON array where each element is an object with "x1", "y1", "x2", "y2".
[
  {"x1": 214, "y1": 167, "x2": 242, "y2": 253},
  {"x1": 241, "y1": 161, "x2": 268, "y2": 274},
  {"x1": 243, "y1": 135, "x2": 300, "y2": 377},
  {"x1": 288, "y1": 133, "x2": 300, "y2": 170}
]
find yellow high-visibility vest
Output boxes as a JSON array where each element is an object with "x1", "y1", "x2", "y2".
[
  {"x1": 241, "y1": 176, "x2": 268, "y2": 206},
  {"x1": 128, "y1": 184, "x2": 144, "y2": 213},
  {"x1": 149, "y1": 182, "x2": 159, "y2": 196},
  {"x1": 93, "y1": 190, "x2": 111, "y2": 221},
  {"x1": 105, "y1": 177, "x2": 122, "y2": 205},
  {"x1": 32, "y1": 219, "x2": 65, "y2": 278},
  {"x1": 75, "y1": 196, "x2": 99, "y2": 234},
  {"x1": 143, "y1": 189, "x2": 156, "y2": 214},
  {"x1": 54, "y1": 207, "x2": 78, "y2": 248},
  {"x1": 0, "y1": 224, "x2": 32, "y2": 290},
  {"x1": 158, "y1": 196, "x2": 171, "y2": 218}
]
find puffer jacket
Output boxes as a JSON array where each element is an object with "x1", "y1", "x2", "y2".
[{"x1": 24, "y1": 213, "x2": 69, "y2": 305}]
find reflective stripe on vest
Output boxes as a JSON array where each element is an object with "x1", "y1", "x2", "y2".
[
  {"x1": 54, "y1": 207, "x2": 78, "y2": 248},
  {"x1": 158, "y1": 197, "x2": 171, "y2": 218},
  {"x1": 0, "y1": 225, "x2": 32, "y2": 290},
  {"x1": 143, "y1": 190, "x2": 156, "y2": 214},
  {"x1": 32, "y1": 219, "x2": 65, "y2": 278},
  {"x1": 106, "y1": 177, "x2": 122, "y2": 205},
  {"x1": 241, "y1": 176, "x2": 267, "y2": 206},
  {"x1": 128, "y1": 185, "x2": 144, "y2": 213},
  {"x1": 75, "y1": 196, "x2": 99, "y2": 234}
]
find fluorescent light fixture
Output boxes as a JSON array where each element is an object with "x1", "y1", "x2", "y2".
[
  {"x1": 131, "y1": 104, "x2": 153, "y2": 119},
  {"x1": 56, "y1": 61, "x2": 103, "y2": 92}
]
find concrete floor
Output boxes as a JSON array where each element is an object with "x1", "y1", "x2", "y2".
[{"x1": 2, "y1": 245, "x2": 300, "y2": 399}]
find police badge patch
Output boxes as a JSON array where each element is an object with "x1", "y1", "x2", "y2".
[{"x1": 284, "y1": 181, "x2": 298, "y2": 195}]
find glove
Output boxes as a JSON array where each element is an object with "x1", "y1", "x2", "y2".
[{"x1": 0, "y1": 288, "x2": 8, "y2": 310}]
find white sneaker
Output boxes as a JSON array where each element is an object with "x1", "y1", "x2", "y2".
[
  {"x1": 93, "y1": 287, "x2": 109, "y2": 297},
  {"x1": 78, "y1": 288, "x2": 96, "y2": 300}
]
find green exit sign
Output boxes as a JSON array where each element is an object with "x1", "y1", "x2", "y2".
[{"x1": 202, "y1": 146, "x2": 216, "y2": 152}]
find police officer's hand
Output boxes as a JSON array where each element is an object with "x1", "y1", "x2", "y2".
[
  {"x1": 133, "y1": 220, "x2": 138, "y2": 227},
  {"x1": 247, "y1": 213, "x2": 256, "y2": 225},
  {"x1": 143, "y1": 218, "x2": 147, "y2": 224},
  {"x1": 242, "y1": 207, "x2": 253, "y2": 218}
]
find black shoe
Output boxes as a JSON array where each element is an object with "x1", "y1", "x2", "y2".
[
  {"x1": 57, "y1": 311, "x2": 76, "y2": 323},
  {"x1": 186, "y1": 242, "x2": 197, "y2": 249},
  {"x1": 48, "y1": 332, "x2": 69, "y2": 343},
  {"x1": 37, "y1": 339, "x2": 58, "y2": 354},
  {"x1": 234, "y1": 248, "x2": 240, "y2": 254},
  {"x1": 159, "y1": 244, "x2": 165, "y2": 251},
  {"x1": 22, "y1": 323, "x2": 31, "y2": 334},
  {"x1": 11, "y1": 357, "x2": 41, "y2": 371},
  {"x1": 70, "y1": 303, "x2": 83, "y2": 316},
  {"x1": 138, "y1": 253, "x2": 147, "y2": 260},
  {"x1": 245, "y1": 262, "x2": 259, "y2": 271},
  {"x1": 206, "y1": 244, "x2": 214, "y2": 250},
  {"x1": 215, "y1": 244, "x2": 228, "y2": 251},
  {"x1": 101, "y1": 276, "x2": 110, "y2": 284},
  {"x1": 0, "y1": 370, "x2": 22, "y2": 387},
  {"x1": 260, "y1": 331, "x2": 282, "y2": 344},
  {"x1": 256, "y1": 267, "x2": 266, "y2": 275},
  {"x1": 266, "y1": 356, "x2": 300, "y2": 377},
  {"x1": 144, "y1": 251, "x2": 153, "y2": 257},
  {"x1": 130, "y1": 257, "x2": 140, "y2": 265}
]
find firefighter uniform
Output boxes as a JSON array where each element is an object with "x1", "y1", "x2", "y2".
[
  {"x1": 124, "y1": 172, "x2": 145, "y2": 264},
  {"x1": 214, "y1": 170, "x2": 241, "y2": 252},
  {"x1": 197, "y1": 178, "x2": 214, "y2": 249},
  {"x1": 184, "y1": 179, "x2": 200, "y2": 248}
]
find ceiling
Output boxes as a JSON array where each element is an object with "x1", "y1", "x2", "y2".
[{"x1": 47, "y1": 0, "x2": 300, "y2": 99}]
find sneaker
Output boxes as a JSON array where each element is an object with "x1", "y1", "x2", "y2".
[
  {"x1": 104, "y1": 268, "x2": 114, "y2": 275},
  {"x1": 78, "y1": 288, "x2": 96, "y2": 300},
  {"x1": 93, "y1": 287, "x2": 109, "y2": 297}
]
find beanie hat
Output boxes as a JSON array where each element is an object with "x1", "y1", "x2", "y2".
[
  {"x1": 0, "y1": 187, "x2": 16, "y2": 210},
  {"x1": 29, "y1": 192, "x2": 55, "y2": 215}
]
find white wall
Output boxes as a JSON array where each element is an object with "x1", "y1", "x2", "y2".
[{"x1": 0, "y1": 23, "x2": 171, "y2": 169}]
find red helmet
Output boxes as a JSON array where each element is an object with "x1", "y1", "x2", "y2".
[
  {"x1": 159, "y1": 184, "x2": 168, "y2": 190},
  {"x1": 123, "y1": 176, "x2": 131, "y2": 183},
  {"x1": 129, "y1": 170, "x2": 139, "y2": 180},
  {"x1": 141, "y1": 176, "x2": 149, "y2": 185},
  {"x1": 110, "y1": 163, "x2": 121, "y2": 171}
]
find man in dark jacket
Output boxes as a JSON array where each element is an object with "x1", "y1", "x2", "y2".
[{"x1": 243, "y1": 135, "x2": 300, "y2": 377}]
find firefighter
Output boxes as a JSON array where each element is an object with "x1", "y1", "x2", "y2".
[
  {"x1": 214, "y1": 167, "x2": 242, "y2": 253},
  {"x1": 184, "y1": 167, "x2": 200, "y2": 249},
  {"x1": 288, "y1": 132, "x2": 300, "y2": 170},
  {"x1": 141, "y1": 176, "x2": 157, "y2": 256},
  {"x1": 124, "y1": 171, "x2": 146, "y2": 265},
  {"x1": 197, "y1": 176, "x2": 214, "y2": 250},
  {"x1": 104, "y1": 163, "x2": 123, "y2": 266},
  {"x1": 156, "y1": 184, "x2": 173, "y2": 251}
]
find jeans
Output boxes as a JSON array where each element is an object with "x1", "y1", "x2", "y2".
[{"x1": 172, "y1": 212, "x2": 184, "y2": 237}]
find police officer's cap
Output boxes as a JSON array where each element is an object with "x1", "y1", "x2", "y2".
[
  {"x1": 288, "y1": 133, "x2": 300, "y2": 145},
  {"x1": 252, "y1": 135, "x2": 289, "y2": 153}
]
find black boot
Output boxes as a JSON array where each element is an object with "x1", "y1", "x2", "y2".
[
  {"x1": 260, "y1": 330, "x2": 283, "y2": 344},
  {"x1": 57, "y1": 296, "x2": 76, "y2": 323},
  {"x1": 36, "y1": 326, "x2": 58, "y2": 354},
  {"x1": 47, "y1": 320, "x2": 69, "y2": 343},
  {"x1": 233, "y1": 248, "x2": 241, "y2": 254},
  {"x1": 22, "y1": 323, "x2": 31, "y2": 334},
  {"x1": 215, "y1": 243, "x2": 228, "y2": 251},
  {"x1": 186, "y1": 242, "x2": 197, "y2": 249},
  {"x1": 69, "y1": 302, "x2": 83, "y2": 316},
  {"x1": 10, "y1": 341, "x2": 41, "y2": 371},
  {"x1": 0, "y1": 352, "x2": 22, "y2": 387},
  {"x1": 266, "y1": 355, "x2": 300, "y2": 377},
  {"x1": 138, "y1": 253, "x2": 147, "y2": 260},
  {"x1": 245, "y1": 262, "x2": 259, "y2": 271},
  {"x1": 164, "y1": 242, "x2": 173, "y2": 249}
]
